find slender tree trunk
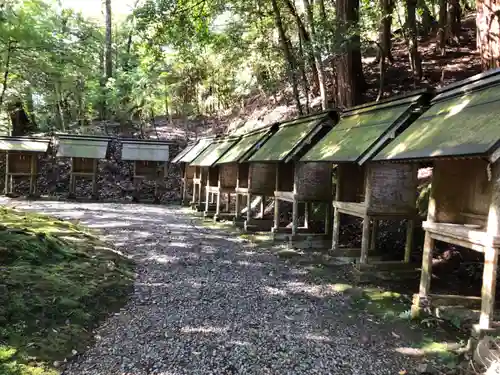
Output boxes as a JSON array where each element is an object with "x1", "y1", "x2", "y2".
[
  {"x1": 447, "y1": 0, "x2": 462, "y2": 44},
  {"x1": 302, "y1": 0, "x2": 328, "y2": 109},
  {"x1": 407, "y1": 0, "x2": 423, "y2": 80},
  {"x1": 271, "y1": 0, "x2": 303, "y2": 114},
  {"x1": 477, "y1": 0, "x2": 500, "y2": 68},
  {"x1": 297, "y1": 29, "x2": 311, "y2": 113},
  {"x1": 417, "y1": 0, "x2": 436, "y2": 35},
  {"x1": 0, "y1": 40, "x2": 14, "y2": 108},
  {"x1": 336, "y1": 0, "x2": 365, "y2": 107},
  {"x1": 105, "y1": 0, "x2": 112, "y2": 79},
  {"x1": 437, "y1": 0, "x2": 447, "y2": 54},
  {"x1": 283, "y1": 0, "x2": 320, "y2": 94},
  {"x1": 377, "y1": 0, "x2": 394, "y2": 62}
]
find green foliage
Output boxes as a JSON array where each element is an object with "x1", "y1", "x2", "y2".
[{"x1": 0, "y1": 208, "x2": 134, "y2": 375}]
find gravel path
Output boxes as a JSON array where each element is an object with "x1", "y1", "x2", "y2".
[{"x1": 3, "y1": 199, "x2": 422, "y2": 375}]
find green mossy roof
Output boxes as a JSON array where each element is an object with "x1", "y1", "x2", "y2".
[
  {"x1": 249, "y1": 113, "x2": 328, "y2": 162},
  {"x1": 216, "y1": 132, "x2": 266, "y2": 164},
  {"x1": 190, "y1": 139, "x2": 238, "y2": 166},
  {"x1": 171, "y1": 143, "x2": 195, "y2": 163},
  {"x1": 301, "y1": 97, "x2": 420, "y2": 163},
  {"x1": 375, "y1": 83, "x2": 500, "y2": 161},
  {"x1": 177, "y1": 138, "x2": 212, "y2": 163}
]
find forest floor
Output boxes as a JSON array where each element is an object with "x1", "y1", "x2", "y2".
[{"x1": 0, "y1": 198, "x2": 470, "y2": 375}]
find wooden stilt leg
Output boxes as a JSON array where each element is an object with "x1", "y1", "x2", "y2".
[
  {"x1": 4, "y1": 151, "x2": 9, "y2": 195},
  {"x1": 292, "y1": 199, "x2": 299, "y2": 236},
  {"x1": 215, "y1": 191, "x2": 221, "y2": 218},
  {"x1": 247, "y1": 193, "x2": 252, "y2": 221},
  {"x1": 324, "y1": 202, "x2": 332, "y2": 236},
  {"x1": 359, "y1": 216, "x2": 370, "y2": 264},
  {"x1": 91, "y1": 159, "x2": 98, "y2": 200},
  {"x1": 370, "y1": 219, "x2": 378, "y2": 251},
  {"x1": 235, "y1": 193, "x2": 240, "y2": 220},
  {"x1": 273, "y1": 197, "x2": 279, "y2": 231},
  {"x1": 29, "y1": 154, "x2": 36, "y2": 196},
  {"x1": 404, "y1": 219, "x2": 415, "y2": 263},
  {"x1": 260, "y1": 196, "x2": 265, "y2": 218},
  {"x1": 331, "y1": 207, "x2": 340, "y2": 251},
  {"x1": 204, "y1": 186, "x2": 210, "y2": 213},
  {"x1": 479, "y1": 246, "x2": 499, "y2": 330},
  {"x1": 304, "y1": 202, "x2": 311, "y2": 229},
  {"x1": 226, "y1": 193, "x2": 230, "y2": 212},
  {"x1": 411, "y1": 232, "x2": 434, "y2": 318}
]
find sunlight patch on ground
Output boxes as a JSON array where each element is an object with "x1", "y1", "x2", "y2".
[
  {"x1": 180, "y1": 325, "x2": 229, "y2": 334},
  {"x1": 148, "y1": 254, "x2": 179, "y2": 264},
  {"x1": 262, "y1": 286, "x2": 287, "y2": 296}
]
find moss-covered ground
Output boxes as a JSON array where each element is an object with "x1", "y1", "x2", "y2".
[{"x1": 0, "y1": 208, "x2": 134, "y2": 375}]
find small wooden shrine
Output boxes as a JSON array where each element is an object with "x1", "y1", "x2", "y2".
[
  {"x1": 120, "y1": 139, "x2": 172, "y2": 203},
  {"x1": 171, "y1": 137, "x2": 213, "y2": 209},
  {"x1": 248, "y1": 111, "x2": 339, "y2": 248},
  {"x1": 215, "y1": 124, "x2": 279, "y2": 230},
  {"x1": 189, "y1": 136, "x2": 240, "y2": 219},
  {"x1": 0, "y1": 136, "x2": 51, "y2": 197},
  {"x1": 301, "y1": 90, "x2": 433, "y2": 266},
  {"x1": 374, "y1": 69, "x2": 500, "y2": 334},
  {"x1": 56, "y1": 134, "x2": 111, "y2": 199}
]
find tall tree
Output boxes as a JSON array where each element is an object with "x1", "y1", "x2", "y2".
[
  {"x1": 104, "y1": 0, "x2": 113, "y2": 80},
  {"x1": 477, "y1": 0, "x2": 500, "y2": 69},
  {"x1": 302, "y1": 0, "x2": 328, "y2": 109},
  {"x1": 336, "y1": 0, "x2": 365, "y2": 107},
  {"x1": 377, "y1": 0, "x2": 394, "y2": 63},
  {"x1": 270, "y1": 0, "x2": 302, "y2": 114},
  {"x1": 406, "y1": 0, "x2": 422, "y2": 79}
]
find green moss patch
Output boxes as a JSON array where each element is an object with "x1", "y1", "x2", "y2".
[{"x1": 0, "y1": 208, "x2": 134, "y2": 375}]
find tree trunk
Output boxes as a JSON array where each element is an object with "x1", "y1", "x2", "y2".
[
  {"x1": 377, "y1": 0, "x2": 394, "y2": 62},
  {"x1": 447, "y1": 0, "x2": 462, "y2": 44},
  {"x1": 271, "y1": 0, "x2": 302, "y2": 114},
  {"x1": 0, "y1": 40, "x2": 14, "y2": 108},
  {"x1": 477, "y1": 0, "x2": 500, "y2": 69},
  {"x1": 335, "y1": 0, "x2": 365, "y2": 107},
  {"x1": 302, "y1": 0, "x2": 328, "y2": 109},
  {"x1": 283, "y1": 0, "x2": 320, "y2": 94},
  {"x1": 105, "y1": 0, "x2": 112, "y2": 79},
  {"x1": 407, "y1": 0, "x2": 423, "y2": 80},
  {"x1": 417, "y1": 0, "x2": 436, "y2": 36},
  {"x1": 437, "y1": 0, "x2": 447, "y2": 54},
  {"x1": 297, "y1": 28, "x2": 311, "y2": 113},
  {"x1": 9, "y1": 101, "x2": 36, "y2": 136}
]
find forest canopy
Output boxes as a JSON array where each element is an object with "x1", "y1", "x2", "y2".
[{"x1": 0, "y1": 0, "x2": 497, "y2": 136}]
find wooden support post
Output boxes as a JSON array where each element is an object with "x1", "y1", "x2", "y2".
[
  {"x1": 359, "y1": 216, "x2": 371, "y2": 264},
  {"x1": 91, "y1": 159, "x2": 99, "y2": 199},
  {"x1": 29, "y1": 154, "x2": 36, "y2": 196},
  {"x1": 324, "y1": 202, "x2": 332, "y2": 236},
  {"x1": 260, "y1": 196, "x2": 266, "y2": 218},
  {"x1": 292, "y1": 199, "x2": 299, "y2": 236},
  {"x1": 181, "y1": 165, "x2": 187, "y2": 205},
  {"x1": 331, "y1": 166, "x2": 342, "y2": 251},
  {"x1": 479, "y1": 160, "x2": 500, "y2": 330},
  {"x1": 370, "y1": 219, "x2": 378, "y2": 251},
  {"x1": 273, "y1": 164, "x2": 280, "y2": 231},
  {"x1": 215, "y1": 190, "x2": 221, "y2": 217},
  {"x1": 226, "y1": 193, "x2": 230, "y2": 212},
  {"x1": 247, "y1": 193, "x2": 253, "y2": 221},
  {"x1": 4, "y1": 151, "x2": 9, "y2": 195},
  {"x1": 412, "y1": 176, "x2": 438, "y2": 319},
  {"x1": 204, "y1": 184, "x2": 210, "y2": 213},
  {"x1": 404, "y1": 219, "x2": 415, "y2": 263},
  {"x1": 359, "y1": 166, "x2": 373, "y2": 264},
  {"x1": 69, "y1": 158, "x2": 76, "y2": 197},
  {"x1": 235, "y1": 193, "x2": 240, "y2": 220},
  {"x1": 304, "y1": 202, "x2": 311, "y2": 229}
]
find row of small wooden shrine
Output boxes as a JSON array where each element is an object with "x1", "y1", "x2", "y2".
[
  {"x1": 0, "y1": 134, "x2": 172, "y2": 199},
  {"x1": 172, "y1": 68, "x2": 500, "y2": 337}
]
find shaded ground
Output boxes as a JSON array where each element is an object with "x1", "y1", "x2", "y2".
[
  {"x1": 1, "y1": 198, "x2": 464, "y2": 375},
  {"x1": 0, "y1": 205, "x2": 134, "y2": 375}
]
